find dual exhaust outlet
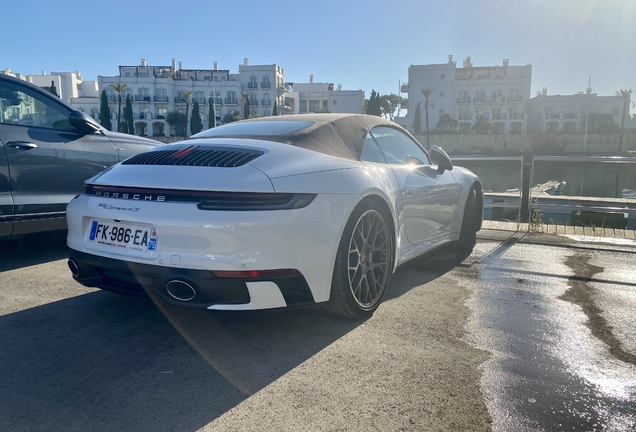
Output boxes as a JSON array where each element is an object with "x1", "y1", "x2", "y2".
[{"x1": 67, "y1": 259, "x2": 196, "y2": 302}]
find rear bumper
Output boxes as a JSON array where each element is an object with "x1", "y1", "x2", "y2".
[{"x1": 69, "y1": 249, "x2": 315, "y2": 310}]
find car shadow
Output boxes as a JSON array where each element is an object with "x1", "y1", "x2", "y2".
[
  {"x1": 0, "y1": 244, "x2": 470, "y2": 431},
  {"x1": 0, "y1": 290, "x2": 362, "y2": 431},
  {"x1": 0, "y1": 230, "x2": 68, "y2": 272},
  {"x1": 385, "y1": 244, "x2": 471, "y2": 301}
]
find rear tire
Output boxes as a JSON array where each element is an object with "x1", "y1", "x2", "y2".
[
  {"x1": 321, "y1": 200, "x2": 393, "y2": 319},
  {"x1": 456, "y1": 188, "x2": 477, "y2": 253}
]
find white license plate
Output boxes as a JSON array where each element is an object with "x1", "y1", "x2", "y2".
[{"x1": 88, "y1": 220, "x2": 157, "y2": 252}]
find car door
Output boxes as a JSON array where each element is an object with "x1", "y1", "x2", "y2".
[
  {"x1": 0, "y1": 143, "x2": 13, "y2": 236},
  {"x1": 0, "y1": 76, "x2": 118, "y2": 235},
  {"x1": 369, "y1": 126, "x2": 460, "y2": 244}
]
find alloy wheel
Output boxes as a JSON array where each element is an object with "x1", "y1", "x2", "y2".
[{"x1": 347, "y1": 209, "x2": 391, "y2": 308}]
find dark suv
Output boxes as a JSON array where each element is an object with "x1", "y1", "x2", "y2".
[{"x1": 0, "y1": 74, "x2": 161, "y2": 237}]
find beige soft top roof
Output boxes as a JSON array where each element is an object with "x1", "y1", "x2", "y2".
[{"x1": 192, "y1": 113, "x2": 405, "y2": 161}]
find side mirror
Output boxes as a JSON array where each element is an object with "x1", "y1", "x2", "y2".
[
  {"x1": 429, "y1": 145, "x2": 453, "y2": 173},
  {"x1": 69, "y1": 110, "x2": 102, "y2": 134}
]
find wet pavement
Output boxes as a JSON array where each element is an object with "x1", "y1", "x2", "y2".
[{"x1": 465, "y1": 230, "x2": 636, "y2": 431}]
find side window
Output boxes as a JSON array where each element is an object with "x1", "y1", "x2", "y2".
[
  {"x1": 370, "y1": 126, "x2": 429, "y2": 165},
  {"x1": 0, "y1": 80, "x2": 77, "y2": 131},
  {"x1": 360, "y1": 133, "x2": 387, "y2": 163}
]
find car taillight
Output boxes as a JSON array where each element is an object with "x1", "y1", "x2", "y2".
[{"x1": 197, "y1": 193, "x2": 316, "y2": 211}]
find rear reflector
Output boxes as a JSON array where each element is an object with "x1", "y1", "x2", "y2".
[{"x1": 212, "y1": 269, "x2": 301, "y2": 279}]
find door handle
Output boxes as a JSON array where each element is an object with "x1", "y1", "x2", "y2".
[
  {"x1": 7, "y1": 141, "x2": 39, "y2": 150},
  {"x1": 404, "y1": 188, "x2": 415, "y2": 196}
]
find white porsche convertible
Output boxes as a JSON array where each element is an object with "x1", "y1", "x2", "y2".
[{"x1": 67, "y1": 114, "x2": 483, "y2": 319}]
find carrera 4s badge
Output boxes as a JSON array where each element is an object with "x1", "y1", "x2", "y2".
[{"x1": 98, "y1": 203, "x2": 140, "y2": 212}]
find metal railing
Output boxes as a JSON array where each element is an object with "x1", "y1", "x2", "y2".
[{"x1": 452, "y1": 155, "x2": 636, "y2": 219}]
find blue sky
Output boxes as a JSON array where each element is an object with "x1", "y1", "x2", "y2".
[{"x1": 3, "y1": 0, "x2": 634, "y2": 110}]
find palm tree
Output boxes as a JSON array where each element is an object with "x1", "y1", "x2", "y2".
[
  {"x1": 181, "y1": 91, "x2": 192, "y2": 137},
  {"x1": 420, "y1": 88, "x2": 436, "y2": 150},
  {"x1": 109, "y1": 83, "x2": 127, "y2": 132},
  {"x1": 616, "y1": 89, "x2": 634, "y2": 153},
  {"x1": 241, "y1": 91, "x2": 251, "y2": 119}
]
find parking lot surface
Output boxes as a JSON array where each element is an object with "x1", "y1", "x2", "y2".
[{"x1": 1, "y1": 230, "x2": 634, "y2": 431}]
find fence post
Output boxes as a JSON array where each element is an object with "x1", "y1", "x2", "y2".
[{"x1": 520, "y1": 152, "x2": 534, "y2": 221}]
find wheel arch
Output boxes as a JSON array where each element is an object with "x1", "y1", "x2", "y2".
[{"x1": 358, "y1": 194, "x2": 398, "y2": 274}]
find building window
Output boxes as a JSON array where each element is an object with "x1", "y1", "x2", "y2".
[
  {"x1": 309, "y1": 100, "x2": 320, "y2": 112},
  {"x1": 299, "y1": 100, "x2": 307, "y2": 113},
  {"x1": 333, "y1": 99, "x2": 338, "y2": 105},
  {"x1": 440, "y1": 74, "x2": 445, "y2": 80}
]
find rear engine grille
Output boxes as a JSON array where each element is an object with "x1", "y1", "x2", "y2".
[{"x1": 123, "y1": 146, "x2": 263, "y2": 167}]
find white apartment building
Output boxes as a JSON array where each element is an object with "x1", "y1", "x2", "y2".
[
  {"x1": 283, "y1": 77, "x2": 365, "y2": 115},
  {"x1": 403, "y1": 56, "x2": 532, "y2": 135},
  {"x1": 98, "y1": 58, "x2": 287, "y2": 137},
  {"x1": 1, "y1": 68, "x2": 99, "y2": 106},
  {"x1": 526, "y1": 88, "x2": 627, "y2": 133}
]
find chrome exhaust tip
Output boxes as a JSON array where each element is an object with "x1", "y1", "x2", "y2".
[
  {"x1": 166, "y1": 280, "x2": 196, "y2": 302},
  {"x1": 67, "y1": 259, "x2": 80, "y2": 278}
]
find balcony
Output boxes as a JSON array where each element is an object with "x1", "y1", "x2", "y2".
[
  {"x1": 261, "y1": 99, "x2": 271, "y2": 106},
  {"x1": 458, "y1": 114, "x2": 472, "y2": 120},
  {"x1": 401, "y1": 84, "x2": 409, "y2": 93},
  {"x1": 491, "y1": 95, "x2": 506, "y2": 103},
  {"x1": 192, "y1": 98, "x2": 205, "y2": 105},
  {"x1": 225, "y1": 98, "x2": 238, "y2": 105},
  {"x1": 174, "y1": 97, "x2": 187, "y2": 103},
  {"x1": 474, "y1": 97, "x2": 488, "y2": 103},
  {"x1": 563, "y1": 113, "x2": 576, "y2": 119},
  {"x1": 154, "y1": 95, "x2": 168, "y2": 103},
  {"x1": 107, "y1": 95, "x2": 117, "y2": 102},
  {"x1": 492, "y1": 114, "x2": 505, "y2": 120},
  {"x1": 212, "y1": 97, "x2": 223, "y2": 105},
  {"x1": 507, "y1": 95, "x2": 522, "y2": 102},
  {"x1": 248, "y1": 82, "x2": 258, "y2": 89},
  {"x1": 155, "y1": 114, "x2": 166, "y2": 120},
  {"x1": 249, "y1": 100, "x2": 258, "y2": 106},
  {"x1": 135, "y1": 95, "x2": 151, "y2": 102},
  {"x1": 135, "y1": 113, "x2": 151, "y2": 119},
  {"x1": 261, "y1": 82, "x2": 271, "y2": 89},
  {"x1": 457, "y1": 97, "x2": 471, "y2": 103},
  {"x1": 508, "y1": 113, "x2": 525, "y2": 120}
]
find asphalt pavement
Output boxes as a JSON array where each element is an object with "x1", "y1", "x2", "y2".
[{"x1": 0, "y1": 229, "x2": 634, "y2": 431}]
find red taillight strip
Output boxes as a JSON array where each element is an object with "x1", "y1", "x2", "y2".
[
  {"x1": 169, "y1": 145, "x2": 199, "y2": 159},
  {"x1": 212, "y1": 269, "x2": 301, "y2": 279}
]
